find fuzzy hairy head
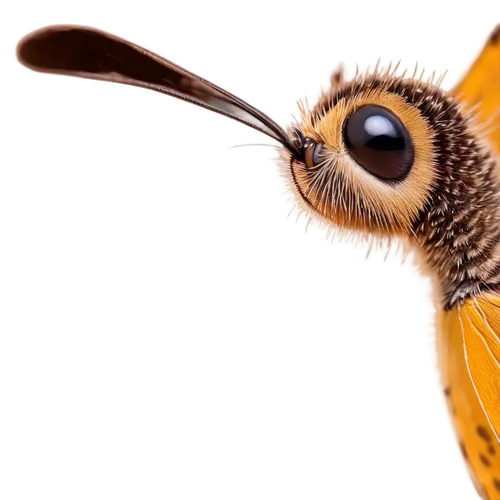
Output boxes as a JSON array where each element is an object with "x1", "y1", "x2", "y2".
[{"x1": 281, "y1": 66, "x2": 500, "y2": 308}]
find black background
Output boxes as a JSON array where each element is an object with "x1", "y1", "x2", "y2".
[{"x1": 6, "y1": 10, "x2": 487, "y2": 499}]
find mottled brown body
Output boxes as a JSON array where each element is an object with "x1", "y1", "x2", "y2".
[{"x1": 287, "y1": 72, "x2": 500, "y2": 311}]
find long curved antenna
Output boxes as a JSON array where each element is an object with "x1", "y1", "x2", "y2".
[{"x1": 17, "y1": 25, "x2": 299, "y2": 155}]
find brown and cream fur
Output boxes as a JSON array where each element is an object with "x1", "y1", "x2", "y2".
[
  {"x1": 278, "y1": 35, "x2": 500, "y2": 500},
  {"x1": 280, "y1": 67, "x2": 500, "y2": 311}
]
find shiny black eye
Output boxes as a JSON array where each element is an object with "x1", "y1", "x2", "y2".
[{"x1": 343, "y1": 105, "x2": 414, "y2": 181}]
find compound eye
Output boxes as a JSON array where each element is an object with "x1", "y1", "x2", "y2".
[{"x1": 343, "y1": 105, "x2": 414, "y2": 181}]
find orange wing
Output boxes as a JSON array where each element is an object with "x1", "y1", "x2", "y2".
[
  {"x1": 453, "y1": 25, "x2": 500, "y2": 153},
  {"x1": 463, "y1": 297, "x2": 500, "y2": 440},
  {"x1": 439, "y1": 295, "x2": 500, "y2": 500}
]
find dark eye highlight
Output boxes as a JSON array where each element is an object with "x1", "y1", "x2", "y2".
[{"x1": 343, "y1": 105, "x2": 414, "y2": 181}]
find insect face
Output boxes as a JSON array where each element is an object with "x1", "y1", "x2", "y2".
[{"x1": 284, "y1": 77, "x2": 438, "y2": 238}]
